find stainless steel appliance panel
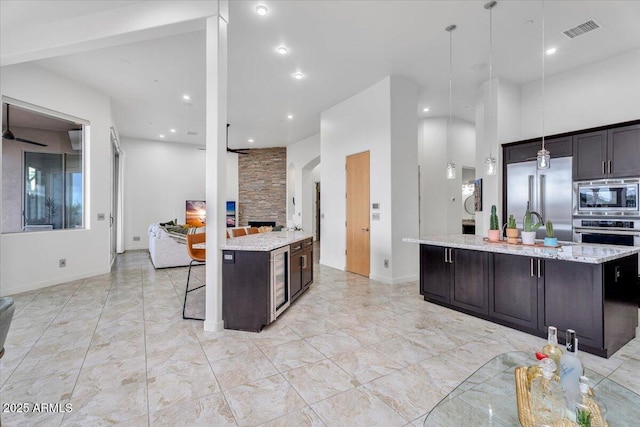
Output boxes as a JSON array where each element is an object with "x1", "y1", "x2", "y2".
[
  {"x1": 574, "y1": 179, "x2": 639, "y2": 215},
  {"x1": 270, "y1": 246, "x2": 290, "y2": 322},
  {"x1": 506, "y1": 157, "x2": 573, "y2": 241}
]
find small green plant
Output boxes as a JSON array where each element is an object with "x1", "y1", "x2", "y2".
[
  {"x1": 507, "y1": 214, "x2": 517, "y2": 229},
  {"x1": 489, "y1": 205, "x2": 499, "y2": 230},
  {"x1": 546, "y1": 220, "x2": 554, "y2": 238},
  {"x1": 576, "y1": 408, "x2": 592, "y2": 427},
  {"x1": 523, "y1": 205, "x2": 542, "y2": 232}
]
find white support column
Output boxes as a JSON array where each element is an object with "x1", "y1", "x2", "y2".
[{"x1": 204, "y1": 0, "x2": 228, "y2": 332}]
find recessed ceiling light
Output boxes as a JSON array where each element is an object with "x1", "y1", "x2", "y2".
[
  {"x1": 170, "y1": 129, "x2": 176, "y2": 133},
  {"x1": 293, "y1": 72, "x2": 304, "y2": 80},
  {"x1": 287, "y1": 114, "x2": 293, "y2": 119},
  {"x1": 255, "y1": 5, "x2": 268, "y2": 16},
  {"x1": 182, "y1": 94, "x2": 191, "y2": 100},
  {"x1": 248, "y1": 138, "x2": 255, "y2": 143},
  {"x1": 546, "y1": 47, "x2": 557, "y2": 55},
  {"x1": 277, "y1": 46, "x2": 288, "y2": 55},
  {"x1": 159, "y1": 134, "x2": 165, "y2": 138},
  {"x1": 422, "y1": 107, "x2": 430, "y2": 112}
]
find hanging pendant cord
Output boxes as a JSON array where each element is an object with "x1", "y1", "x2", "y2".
[
  {"x1": 541, "y1": 0, "x2": 546, "y2": 151},
  {"x1": 448, "y1": 26, "x2": 454, "y2": 164},
  {"x1": 488, "y1": 4, "x2": 493, "y2": 159}
]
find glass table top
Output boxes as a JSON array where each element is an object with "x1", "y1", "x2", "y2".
[{"x1": 423, "y1": 351, "x2": 640, "y2": 426}]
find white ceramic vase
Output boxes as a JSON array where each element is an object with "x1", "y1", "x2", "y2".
[{"x1": 521, "y1": 231, "x2": 536, "y2": 245}]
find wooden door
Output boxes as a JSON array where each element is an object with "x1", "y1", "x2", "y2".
[
  {"x1": 346, "y1": 151, "x2": 370, "y2": 276},
  {"x1": 450, "y1": 249, "x2": 488, "y2": 315}
]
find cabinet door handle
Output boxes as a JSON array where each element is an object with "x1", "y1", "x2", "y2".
[
  {"x1": 530, "y1": 258, "x2": 534, "y2": 277},
  {"x1": 537, "y1": 259, "x2": 542, "y2": 278},
  {"x1": 449, "y1": 248, "x2": 454, "y2": 264},
  {"x1": 302, "y1": 254, "x2": 307, "y2": 269},
  {"x1": 608, "y1": 160, "x2": 612, "y2": 174},
  {"x1": 602, "y1": 161, "x2": 606, "y2": 175},
  {"x1": 444, "y1": 248, "x2": 448, "y2": 263}
]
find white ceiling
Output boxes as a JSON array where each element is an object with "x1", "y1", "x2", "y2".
[{"x1": 2, "y1": 1, "x2": 639, "y2": 149}]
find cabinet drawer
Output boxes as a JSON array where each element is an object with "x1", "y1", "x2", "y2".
[{"x1": 290, "y1": 242, "x2": 303, "y2": 253}]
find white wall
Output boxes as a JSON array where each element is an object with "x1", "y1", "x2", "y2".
[
  {"x1": 286, "y1": 133, "x2": 320, "y2": 234},
  {"x1": 121, "y1": 136, "x2": 238, "y2": 250},
  {"x1": 521, "y1": 49, "x2": 640, "y2": 138},
  {"x1": 475, "y1": 77, "x2": 521, "y2": 235},
  {"x1": 1, "y1": 63, "x2": 112, "y2": 296},
  {"x1": 321, "y1": 76, "x2": 419, "y2": 284},
  {"x1": 418, "y1": 117, "x2": 475, "y2": 237}
]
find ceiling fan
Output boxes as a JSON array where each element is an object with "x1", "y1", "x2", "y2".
[
  {"x1": 2, "y1": 105, "x2": 48, "y2": 147},
  {"x1": 226, "y1": 124, "x2": 249, "y2": 155}
]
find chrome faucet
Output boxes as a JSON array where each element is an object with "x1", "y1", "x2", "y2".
[{"x1": 528, "y1": 211, "x2": 545, "y2": 226}]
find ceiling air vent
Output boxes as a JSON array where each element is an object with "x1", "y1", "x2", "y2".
[
  {"x1": 187, "y1": 131, "x2": 199, "y2": 136},
  {"x1": 563, "y1": 20, "x2": 601, "y2": 39}
]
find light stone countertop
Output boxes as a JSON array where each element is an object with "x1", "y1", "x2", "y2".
[
  {"x1": 403, "y1": 234, "x2": 640, "y2": 264},
  {"x1": 221, "y1": 230, "x2": 313, "y2": 252}
]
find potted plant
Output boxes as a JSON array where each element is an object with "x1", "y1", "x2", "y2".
[
  {"x1": 544, "y1": 220, "x2": 558, "y2": 247},
  {"x1": 506, "y1": 214, "x2": 519, "y2": 244},
  {"x1": 522, "y1": 205, "x2": 542, "y2": 245},
  {"x1": 488, "y1": 205, "x2": 500, "y2": 242}
]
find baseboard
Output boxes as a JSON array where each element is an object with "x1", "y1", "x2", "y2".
[
  {"x1": 204, "y1": 319, "x2": 224, "y2": 332},
  {"x1": 369, "y1": 273, "x2": 418, "y2": 285},
  {"x1": 1, "y1": 268, "x2": 109, "y2": 297}
]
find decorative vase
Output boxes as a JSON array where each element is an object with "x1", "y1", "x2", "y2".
[
  {"x1": 521, "y1": 231, "x2": 536, "y2": 245},
  {"x1": 488, "y1": 229, "x2": 501, "y2": 242},
  {"x1": 506, "y1": 228, "x2": 519, "y2": 244},
  {"x1": 544, "y1": 237, "x2": 558, "y2": 247}
]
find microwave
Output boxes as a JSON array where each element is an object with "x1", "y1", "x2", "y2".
[{"x1": 574, "y1": 179, "x2": 639, "y2": 214}]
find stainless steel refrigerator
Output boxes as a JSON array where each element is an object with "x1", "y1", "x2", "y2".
[{"x1": 506, "y1": 157, "x2": 573, "y2": 241}]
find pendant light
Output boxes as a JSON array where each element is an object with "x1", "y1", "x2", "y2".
[
  {"x1": 445, "y1": 24, "x2": 457, "y2": 180},
  {"x1": 536, "y1": 0, "x2": 550, "y2": 169},
  {"x1": 484, "y1": 1, "x2": 497, "y2": 176}
]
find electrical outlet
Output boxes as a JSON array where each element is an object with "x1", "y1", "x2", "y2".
[
  {"x1": 59, "y1": 258, "x2": 66, "y2": 268},
  {"x1": 384, "y1": 259, "x2": 389, "y2": 268},
  {"x1": 133, "y1": 236, "x2": 140, "y2": 241}
]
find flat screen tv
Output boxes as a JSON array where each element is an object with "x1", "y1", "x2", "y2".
[{"x1": 186, "y1": 200, "x2": 206, "y2": 227}]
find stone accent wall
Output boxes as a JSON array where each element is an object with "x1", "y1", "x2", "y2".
[{"x1": 238, "y1": 147, "x2": 286, "y2": 227}]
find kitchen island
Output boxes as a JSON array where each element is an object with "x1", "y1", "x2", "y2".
[
  {"x1": 404, "y1": 235, "x2": 639, "y2": 357},
  {"x1": 221, "y1": 231, "x2": 313, "y2": 332}
]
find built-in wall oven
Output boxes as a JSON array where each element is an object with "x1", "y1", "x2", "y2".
[{"x1": 573, "y1": 218, "x2": 640, "y2": 247}]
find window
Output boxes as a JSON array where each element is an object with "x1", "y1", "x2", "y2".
[{"x1": 2, "y1": 100, "x2": 87, "y2": 233}]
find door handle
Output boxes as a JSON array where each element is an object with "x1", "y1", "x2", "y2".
[
  {"x1": 537, "y1": 259, "x2": 542, "y2": 278},
  {"x1": 528, "y1": 175, "x2": 534, "y2": 211},
  {"x1": 449, "y1": 248, "x2": 454, "y2": 264},
  {"x1": 608, "y1": 160, "x2": 612, "y2": 175},
  {"x1": 361, "y1": 228, "x2": 370, "y2": 232},
  {"x1": 444, "y1": 248, "x2": 448, "y2": 263},
  {"x1": 602, "y1": 161, "x2": 606, "y2": 175},
  {"x1": 530, "y1": 258, "x2": 534, "y2": 277},
  {"x1": 302, "y1": 254, "x2": 307, "y2": 269},
  {"x1": 539, "y1": 175, "x2": 545, "y2": 220}
]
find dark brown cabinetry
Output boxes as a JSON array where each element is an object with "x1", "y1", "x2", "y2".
[
  {"x1": 490, "y1": 253, "x2": 540, "y2": 331},
  {"x1": 420, "y1": 245, "x2": 450, "y2": 303},
  {"x1": 223, "y1": 237, "x2": 314, "y2": 332},
  {"x1": 420, "y1": 244, "x2": 638, "y2": 357},
  {"x1": 573, "y1": 124, "x2": 640, "y2": 180},
  {"x1": 504, "y1": 136, "x2": 572, "y2": 164},
  {"x1": 290, "y1": 237, "x2": 313, "y2": 302},
  {"x1": 420, "y1": 245, "x2": 488, "y2": 314},
  {"x1": 450, "y1": 249, "x2": 489, "y2": 315}
]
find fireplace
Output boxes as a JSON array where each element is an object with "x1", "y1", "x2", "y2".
[{"x1": 249, "y1": 221, "x2": 276, "y2": 228}]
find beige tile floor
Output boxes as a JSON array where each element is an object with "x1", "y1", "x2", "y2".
[{"x1": 1, "y1": 248, "x2": 639, "y2": 426}]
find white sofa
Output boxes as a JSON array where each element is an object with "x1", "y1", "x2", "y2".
[{"x1": 148, "y1": 223, "x2": 194, "y2": 268}]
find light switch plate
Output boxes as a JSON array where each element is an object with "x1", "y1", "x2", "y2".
[{"x1": 97, "y1": 213, "x2": 106, "y2": 220}]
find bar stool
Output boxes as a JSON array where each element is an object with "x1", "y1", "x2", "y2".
[{"x1": 182, "y1": 233, "x2": 206, "y2": 320}]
